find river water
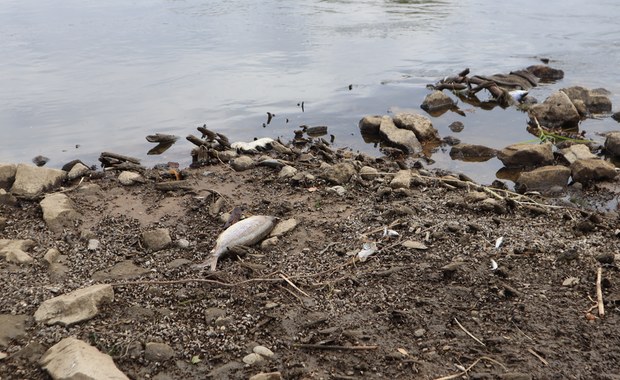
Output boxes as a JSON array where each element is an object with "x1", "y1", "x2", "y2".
[{"x1": 2, "y1": 0, "x2": 619, "y2": 184}]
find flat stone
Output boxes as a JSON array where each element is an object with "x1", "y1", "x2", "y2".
[
  {"x1": 0, "y1": 163, "x2": 17, "y2": 190},
  {"x1": 118, "y1": 171, "x2": 145, "y2": 186},
  {"x1": 379, "y1": 116, "x2": 421, "y2": 153},
  {"x1": 327, "y1": 185, "x2": 346, "y2": 196},
  {"x1": 0, "y1": 314, "x2": 29, "y2": 347},
  {"x1": 571, "y1": 159, "x2": 618, "y2": 183},
  {"x1": 230, "y1": 156, "x2": 255, "y2": 172},
  {"x1": 390, "y1": 170, "x2": 412, "y2": 189},
  {"x1": 249, "y1": 372, "x2": 283, "y2": 380},
  {"x1": 40, "y1": 193, "x2": 82, "y2": 233},
  {"x1": 322, "y1": 162, "x2": 357, "y2": 185},
  {"x1": 142, "y1": 228, "x2": 171, "y2": 251},
  {"x1": 0, "y1": 239, "x2": 35, "y2": 264},
  {"x1": 393, "y1": 112, "x2": 439, "y2": 142},
  {"x1": 34, "y1": 284, "x2": 114, "y2": 326},
  {"x1": 10, "y1": 164, "x2": 67, "y2": 197},
  {"x1": 40, "y1": 337, "x2": 129, "y2": 380},
  {"x1": 270, "y1": 218, "x2": 298, "y2": 237},
  {"x1": 605, "y1": 132, "x2": 620, "y2": 157},
  {"x1": 528, "y1": 91, "x2": 580, "y2": 129},
  {"x1": 516, "y1": 165, "x2": 571, "y2": 193},
  {"x1": 92, "y1": 260, "x2": 150, "y2": 281},
  {"x1": 145, "y1": 342, "x2": 175, "y2": 362},
  {"x1": 560, "y1": 144, "x2": 597, "y2": 164},
  {"x1": 450, "y1": 144, "x2": 497, "y2": 162},
  {"x1": 68, "y1": 163, "x2": 91, "y2": 180},
  {"x1": 260, "y1": 236, "x2": 279, "y2": 249},
  {"x1": 497, "y1": 142, "x2": 554, "y2": 168}
]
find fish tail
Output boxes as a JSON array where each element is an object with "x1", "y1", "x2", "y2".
[{"x1": 193, "y1": 255, "x2": 219, "y2": 271}]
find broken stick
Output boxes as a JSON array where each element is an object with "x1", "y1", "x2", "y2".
[{"x1": 597, "y1": 267, "x2": 605, "y2": 318}]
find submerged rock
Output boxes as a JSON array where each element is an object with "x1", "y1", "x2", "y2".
[
  {"x1": 421, "y1": 91, "x2": 456, "y2": 113},
  {"x1": 450, "y1": 144, "x2": 497, "y2": 162},
  {"x1": 358, "y1": 115, "x2": 383, "y2": 136},
  {"x1": 497, "y1": 143, "x2": 554, "y2": 168}
]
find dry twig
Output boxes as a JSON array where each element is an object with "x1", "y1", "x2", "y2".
[
  {"x1": 454, "y1": 317, "x2": 485, "y2": 346},
  {"x1": 597, "y1": 267, "x2": 605, "y2": 317},
  {"x1": 528, "y1": 348, "x2": 549, "y2": 366},
  {"x1": 433, "y1": 356, "x2": 506, "y2": 380},
  {"x1": 292, "y1": 344, "x2": 378, "y2": 351}
]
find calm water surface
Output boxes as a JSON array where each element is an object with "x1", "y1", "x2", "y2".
[{"x1": 1, "y1": 0, "x2": 619, "y2": 184}]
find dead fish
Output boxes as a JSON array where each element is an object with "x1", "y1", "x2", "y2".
[{"x1": 196, "y1": 215, "x2": 277, "y2": 271}]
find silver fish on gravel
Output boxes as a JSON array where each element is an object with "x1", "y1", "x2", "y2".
[{"x1": 195, "y1": 215, "x2": 277, "y2": 271}]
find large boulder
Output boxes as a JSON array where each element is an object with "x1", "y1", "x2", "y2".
[
  {"x1": 528, "y1": 91, "x2": 580, "y2": 129},
  {"x1": 10, "y1": 164, "x2": 66, "y2": 197},
  {"x1": 604, "y1": 132, "x2": 620, "y2": 157},
  {"x1": 40, "y1": 193, "x2": 81, "y2": 233},
  {"x1": 40, "y1": 337, "x2": 129, "y2": 380},
  {"x1": 358, "y1": 115, "x2": 383, "y2": 137},
  {"x1": 34, "y1": 284, "x2": 114, "y2": 326},
  {"x1": 392, "y1": 112, "x2": 440, "y2": 142},
  {"x1": 571, "y1": 159, "x2": 618, "y2": 184},
  {"x1": 516, "y1": 165, "x2": 571, "y2": 193},
  {"x1": 559, "y1": 144, "x2": 597, "y2": 164},
  {"x1": 497, "y1": 143, "x2": 554, "y2": 168},
  {"x1": 379, "y1": 116, "x2": 422, "y2": 153},
  {"x1": 0, "y1": 239, "x2": 36, "y2": 264}
]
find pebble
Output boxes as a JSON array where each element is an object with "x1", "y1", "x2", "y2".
[
  {"x1": 414, "y1": 328, "x2": 426, "y2": 337},
  {"x1": 249, "y1": 372, "x2": 282, "y2": 380},
  {"x1": 253, "y1": 345, "x2": 274, "y2": 358},
  {"x1": 43, "y1": 248, "x2": 61, "y2": 265},
  {"x1": 327, "y1": 185, "x2": 346, "y2": 196},
  {"x1": 144, "y1": 342, "x2": 175, "y2": 362},
  {"x1": 595, "y1": 252, "x2": 614, "y2": 265},
  {"x1": 278, "y1": 165, "x2": 298, "y2": 178},
  {"x1": 243, "y1": 353, "x2": 265, "y2": 365},
  {"x1": 562, "y1": 277, "x2": 580, "y2": 287},
  {"x1": 176, "y1": 239, "x2": 190, "y2": 249},
  {"x1": 118, "y1": 171, "x2": 145, "y2": 186},
  {"x1": 87, "y1": 239, "x2": 100, "y2": 251}
]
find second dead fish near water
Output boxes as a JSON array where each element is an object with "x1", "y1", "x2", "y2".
[{"x1": 195, "y1": 215, "x2": 277, "y2": 271}]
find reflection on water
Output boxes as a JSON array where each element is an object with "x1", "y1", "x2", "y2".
[{"x1": 1, "y1": 0, "x2": 619, "y2": 186}]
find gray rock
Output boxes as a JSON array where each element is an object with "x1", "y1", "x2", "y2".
[
  {"x1": 358, "y1": 115, "x2": 383, "y2": 136},
  {"x1": 34, "y1": 284, "x2": 114, "y2": 326},
  {"x1": 393, "y1": 112, "x2": 439, "y2": 142},
  {"x1": 322, "y1": 162, "x2": 357, "y2": 185},
  {"x1": 571, "y1": 159, "x2": 618, "y2": 183},
  {"x1": 390, "y1": 170, "x2": 412, "y2": 189},
  {"x1": 10, "y1": 164, "x2": 67, "y2": 197},
  {"x1": 516, "y1": 165, "x2": 571, "y2": 193},
  {"x1": 278, "y1": 165, "x2": 297, "y2": 178},
  {"x1": 0, "y1": 163, "x2": 17, "y2": 190},
  {"x1": 67, "y1": 163, "x2": 91, "y2": 180},
  {"x1": 40, "y1": 337, "x2": 129, "y2": 380},
  {"x1": 449, "y1": 144, "x2": 497, "y2": 161},
  {"x1": 327, "y1": 185, "x2": 346, "y2": 196},
  {"x1": 204, "y1": 307, "x2": 226, "y2": 324},
  {"x1": 421, "y1": 91, "x2": 456, "y2": 113},
  {"x1": 414, "y1": 328, "x2": 426, "y2": 338},
  {"x1": 87, "y1": 239, "x2": 100, "y2": 251},
  {"x1": 40, "y1": 193, "x2": 82, "y2": 233},
  {"x1": 0, "y1": 239, "x2": 35, "y2": 264},
  {"x1": 260, "y1": 236, "x2": 279, "y2": 249},
  {"x1": 118, "y1": 171, "x2": 145, "y2": 186},
  {"x1": 0, "y1": 314, "x2": 29, "y2": 347},
  {"x1": 379, "y1": 116, "x2": 421, "y2": 153},
  {"x1": 561, "y1": 86, "x2": 612, "y2": 114},
  {"x1": 76, "y1": 183, "x2": 103, "y2": 196},
  {"x1": 145, "y1": 342, "x2": 175, "y2": 362},
  {"x1": 0, "y1": 189, "x2": 18, "y2": 206},
  {"x1": 142, "y1": 228, "x2": 171, "y2": 251},
  {"x1": 604, "y1": 132, "x2": 620, "y2": 157},
  {"x1": 92, "y1": 260, "x2": 150, "y2": 281},
  {"x1": 448, "y1": 121, "x2": 464, "y2": 132},
  {"x1": 497, "y1": 142, "x2": 554, "y2": 168},
  {"x1": 249, "y1": 372, "x2": 283, "y2": 380},
  {"x1": 528, "y1": 91, "x2": 580, "y2": 129},
  {"x1": 560, "y1": 144, "x2": 597, "y2": 164},
  {"x1": 175, "y1": 238, "x2": 190, "y2": 249},
  {"x1": 270, "y1": 218, "x2": 298, "y2": 237},
  {"x1": 230, "y1": 156, "x2": 255, "y2": 172},
  {"x1": 359, "y1": 166, "x2": 379, "y2": 180}
]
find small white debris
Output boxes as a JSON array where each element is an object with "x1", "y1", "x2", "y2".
[
  {"x1": 383, "y1": 227, "x2": 399, "y2": 238},
  {"x1": 490, "y1": 259, "x2": 498, "y2": 271},
  {"x1": 357, "y1": 242, "x2": 378, "y2": 262},
  {"x1": 495, "y1": 237, "x2": 504, "y2": 249},
  {"x1": 327, "y1": 186, "x2": 346, "y2": 196}
]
